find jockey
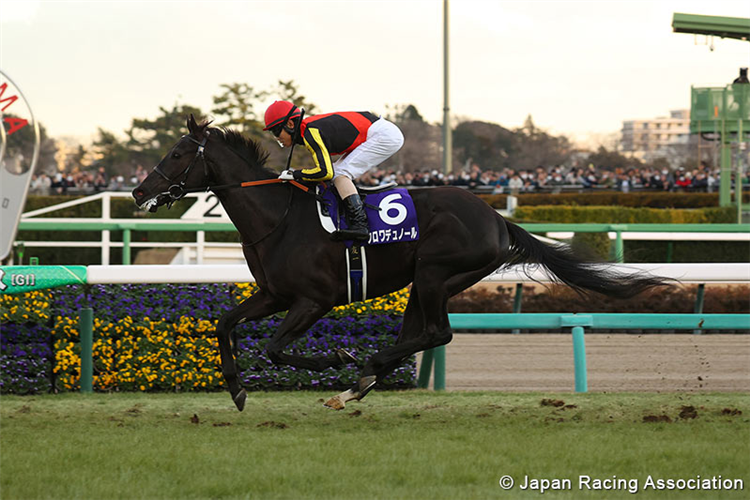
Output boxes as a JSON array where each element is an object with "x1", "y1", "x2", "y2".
[{"x1": 263, "y1": 100, "x2": 404, "y2": 242}]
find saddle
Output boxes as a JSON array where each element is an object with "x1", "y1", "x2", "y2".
[{"x1": 357, "y1": 181, "x2": 398, "y2": 194}]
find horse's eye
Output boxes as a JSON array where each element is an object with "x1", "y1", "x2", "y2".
[{"x1": 172, "y1": 152, "x2": 181, "y2": 159}]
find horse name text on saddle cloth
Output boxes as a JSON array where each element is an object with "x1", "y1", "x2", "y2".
[{"x1": 316, "y1": 186, "x2": 420, "y2": 245}]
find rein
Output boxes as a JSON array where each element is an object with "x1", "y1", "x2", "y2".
[
  {"x1": 240, "y1": 185, "x2": 295, "y2": 248},
  {"x1": 188, "y1": 177, "x2": 309, "y2": 195}
]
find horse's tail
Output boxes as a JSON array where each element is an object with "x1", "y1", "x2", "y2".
[{"x1": 504, "y1": 221, "x2": 670, "y2": 299}]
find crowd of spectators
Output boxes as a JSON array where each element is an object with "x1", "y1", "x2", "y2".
[
  {"x1": 359, "y1": 162, "x2": 747, "y2": 194},
  {"x1": 29, "y1": 166, "x2": 148, "y2": 196},
  {"x1": 29, "y1": 162, "x2": 747, "y2": 196}
]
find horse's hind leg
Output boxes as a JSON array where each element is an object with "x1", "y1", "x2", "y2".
[
  {"x1": 324, "y1": 279, "x2": 452, "y2": 410},
  {"x1": 324, "y1": 251, "x2": 505, "y2": 410},
  {"x1": 323, "y1": 288, "x2": 425, "y2": 410},
  {"x1": 217, "y1": 290, "x2": 287, "y2": 411}
]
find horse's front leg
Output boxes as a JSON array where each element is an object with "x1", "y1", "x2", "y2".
[
  {"x1": 217, "y1": 290, "x2": 287, "y2": 411},
  {"x1": 265, "y1": 298, "x2": 356, "y2": 371}
]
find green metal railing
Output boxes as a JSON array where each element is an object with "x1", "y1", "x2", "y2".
[{"x1": 417, "y1": 313, "x2": 750, "y2": 392}]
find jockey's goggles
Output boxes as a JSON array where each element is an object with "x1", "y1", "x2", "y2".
[{"x1": 270, "y1": 123, "x2": 285, "y2": 137}]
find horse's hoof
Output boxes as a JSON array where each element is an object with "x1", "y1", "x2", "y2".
[
  {"x1": 324, "y1": 395, "x2": 346, "y2": 410},
  {"x1": 336, "y1": 348, "x2": 359, "y2": 365},
  {"x1": 233, "y1": 389, "x2": 247, "y2": 412}
]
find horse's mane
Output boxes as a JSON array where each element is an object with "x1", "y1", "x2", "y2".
[{"x1": 201, "y1": 121, "x2": 275, "y2": 177}]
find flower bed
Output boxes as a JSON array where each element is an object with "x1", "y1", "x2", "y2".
[
  {"x1": 0, "y1": 322, "x2": 52, "y2": 394},
  {"x1": 1, "y1": 291, "x2": 54, "y2": 394},
  {"x1": 1, "y1": 284, "x2": 413, "y2": 394}
]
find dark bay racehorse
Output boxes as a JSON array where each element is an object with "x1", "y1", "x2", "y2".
[{"x1": 133, "y1": 116, "x2": 668, "y2": 411}]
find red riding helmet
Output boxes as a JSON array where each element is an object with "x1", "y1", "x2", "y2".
[{"x1": 263, "y1": 101, "x2": 302, "y2": 131}]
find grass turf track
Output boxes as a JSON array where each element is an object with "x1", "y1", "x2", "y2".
[{"x1": 1, "y1": 391, "x2": 748, "y2": 500}]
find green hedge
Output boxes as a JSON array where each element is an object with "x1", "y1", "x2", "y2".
[
  {"x1": 624, "y1": 241, "x2": 750, "y2": 263},
  {"x1": 510, "y1": 205, "x2": 747, "y2": 263},
  {"x1": 479, "y1": 191, "x2": 749, "y2": 209},
  {"x1": 512, "y1": 205, "x2": 736, "y2": 224}
]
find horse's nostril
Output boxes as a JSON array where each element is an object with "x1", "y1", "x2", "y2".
[{"x1": 135, "y1": 189, "x2": 144, "y2": 197}]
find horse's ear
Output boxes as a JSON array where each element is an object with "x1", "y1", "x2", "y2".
[{"x1": 187, "y1": 114, "x2": 198, "y2": 134}]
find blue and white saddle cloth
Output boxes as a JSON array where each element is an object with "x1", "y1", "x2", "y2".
[{"x1": 316, "y1": 183, "x2": 420, "y2": 246}]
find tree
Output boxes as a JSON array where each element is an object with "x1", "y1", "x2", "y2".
[
  {"x1": 272, "y1": 80, "x2": 317, "y2": 115},
  {"x1": 211, "y1": 83, "x2": 266, "y2": 138},
  {"x1": 509, "y1": 115, "x2": 572, "y2": 171},
  {"x1": 124, "y1": 103, "x2": 204, "y2": 167},
  {"x1": 92, "y1": 127, "x2": 136, "y2": 177},
  {"x1": 585, "y1": 146, "x2": 643, "y2": 171},
  {"x1": 453, "y1": 120, "x2": 515, "y2": 170},
  {"x1": 77, "y1": 81, "x2": 326, "y2": 182},
  {"x1": 381, "y1": 104, "x2": 441, "y2": 173},
  {"x1": 386, "y1": 104, "x2": 424, "y2": 124}
]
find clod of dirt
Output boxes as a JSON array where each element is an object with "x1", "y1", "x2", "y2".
[
  {"x1": 190, "y1": 414, "x2": 200, "y2": 424},
  {"x1": 257, "y1": 421, "x2": 288, "y2": 429},
  {"x1": 476, "y1": 413, "x2": 490, "y2": 418},
  {"x1": 697, "y1": 376, "x2": 703, "y2": 381},
  {"x1": 212, "y1": 422, "x2": 232, "y2": 427},
  {"x1": 643, "y1": 415, "x2": 673, "y2": 423},
  {"x1": 412, "y1": 413, "x2": 421, "y2": 419},
  {"x1": 17, "y1": 405, "x2": 31, "y2": 414},
  {"x1": 679, "y1": 406, "x2": 698, "y2": 419},
  {"x1": 348, "y1": 410, "x2": 362, "y2": 417},
  {"x1": 125, "y1": 407, "x2": 142, "y2": 416},
  {"x1": 541, "y1": 399, "x2": 565, "y2": 407},
  {"x1": 722, "y1": 408, "x2": 742, "y2": 416},
  {"x1": 557, "y1": 404, "x2": 578, "y2": 411}
]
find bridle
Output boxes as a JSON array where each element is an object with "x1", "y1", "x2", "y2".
[{"x1": 152, "y1": 134, "x2": 210, "y2": 207}]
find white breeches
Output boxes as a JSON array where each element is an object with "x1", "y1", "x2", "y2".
[{"x1": 332, "y1": 118, "x2": 404, "y2": 181}]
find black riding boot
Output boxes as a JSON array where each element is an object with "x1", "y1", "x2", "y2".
[{"x1": 331, "y1": 194, "x2": 370, "y2": 242}]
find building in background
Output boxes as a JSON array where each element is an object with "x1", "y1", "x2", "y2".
[{"x1": 620, "y1": 110, "x2": 698, "y2": 166}]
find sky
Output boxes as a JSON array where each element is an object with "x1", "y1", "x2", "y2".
[{"x1": 1, "y1": 0, "x2": 748, "y2": 148}]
